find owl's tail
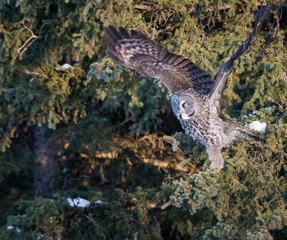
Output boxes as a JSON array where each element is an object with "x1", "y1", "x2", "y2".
[{"x1": 225, "y1": 122, "x2": 261, "y2": 143}]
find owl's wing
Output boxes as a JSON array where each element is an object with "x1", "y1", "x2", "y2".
[
  {"x1": 104, "y1": 26, "x2": 214, "y2": 95},
  {"x1": 209, "y1": 5, "x2": 271, "y2": 116}
]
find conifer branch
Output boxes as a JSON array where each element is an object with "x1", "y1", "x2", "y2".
[{"x1": 135, "y1": 2, "x2": 285, "y2": 13}]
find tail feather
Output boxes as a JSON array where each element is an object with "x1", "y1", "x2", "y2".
[
  {"x1": 225, "y1": 122, "x2": 262, "y2": 143},
  {"x1": 238, "y1": 128, "x2": 261, "y2": 141}
]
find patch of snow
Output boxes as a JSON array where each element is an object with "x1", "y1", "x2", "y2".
[
  {"x1": 61, "y1": 63, "x2": 74, "y2": 69},
  {"x1": 37, "y1": 234, "x2": 45, "y2": 239},
  {"x1": 67, "y1": 197, "x2": 90, "y2": 208},
  {"x1": 249, "y1": 121, "x2": 267, "y2": 132},
  {"x1": 95, "y1": 200, "x2": 103, "y2": 204},
  {"x1": 37, "y1": 235, "x2": 60, "y2": 240},
  {"x1": 30, "y1": 78, "x2": 34, "y2": 83},
  {"x1": 56, "y1": 63, "x2": 75, "y2": 71},
  {"x1": 7, "y1": 226, "x2": 21, "y2": 232}
]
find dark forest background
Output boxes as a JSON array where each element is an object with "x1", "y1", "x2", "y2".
[{"x1": 0, "y1": 0, "x2": 287, "y2": 239}]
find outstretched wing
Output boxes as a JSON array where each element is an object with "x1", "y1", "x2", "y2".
[
  {"x1": 209, "y1": 5, "x2": 271, "y2": 116},
  {"x1": 104, "y1": 26, "x2": 214, "y2": 95}
]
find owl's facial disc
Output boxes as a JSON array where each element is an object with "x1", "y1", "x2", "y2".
[
  {"x1": 179, "y1": 96, "x2": 195, "y2": 119},
  {"x1": 171, "y1": 95, "x2": 180, "y2": 119},
  {"x1": 171, "y1": 94, "x2": 195, "y2": 120}
]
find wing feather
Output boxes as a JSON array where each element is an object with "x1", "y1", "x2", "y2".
[
  {"x1": 209, "y1": 5, "x2": 271, "y2": 115},
  {"x1": 104, "y1": 26, "x2": 214, "y2": 95}
]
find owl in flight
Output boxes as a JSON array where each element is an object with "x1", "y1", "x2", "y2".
[{"x1": 104, "y1": 6, "x2": 270, "y2": 169}]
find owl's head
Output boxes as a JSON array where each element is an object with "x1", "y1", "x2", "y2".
[{"x1": 171, "y1": 94, "x2": 195, "y2": 120}]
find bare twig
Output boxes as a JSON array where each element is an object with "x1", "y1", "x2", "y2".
[
  {"x1": 84, "y1": 214, "x2": 97, "y2": 224},
  {"x1": 163, "y1": 172, "x2": 192, "y2": 184},
  {"x1": 24, "y1": 69, "x2": 49, "y2": 79},
  {"x1": 24, "y1": 70, "x2": 41, "y2": 76},
  {"x1": 17, "y1": 19, "x2": 43, "y2": 55},
  {"x1": 275, "y1": 10, "x2": 283, "y2": 44}
]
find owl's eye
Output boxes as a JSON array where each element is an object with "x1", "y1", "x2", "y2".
[{"x1": 182, "y1": 102, "x2": 189, "y2": 108}]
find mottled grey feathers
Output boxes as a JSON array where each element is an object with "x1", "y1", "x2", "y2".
[{"x1": 104, "y1": 26, "x2": 214, "y2": 95}]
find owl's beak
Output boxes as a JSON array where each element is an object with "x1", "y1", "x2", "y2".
[{"x1": 179, "y1": 110, "x2": 193, "y2": 119}]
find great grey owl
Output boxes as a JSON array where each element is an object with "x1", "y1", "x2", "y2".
[{"x1": 104, "y1": 5, "x2": 270, "y2": 169}]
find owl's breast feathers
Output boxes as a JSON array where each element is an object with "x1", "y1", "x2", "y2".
[
  {"x1": 180, "y1": 115, "x2": 223, "y2": 147},
  {"x1": 180, "y1": 115, "x2": 258, "y2": 148}
]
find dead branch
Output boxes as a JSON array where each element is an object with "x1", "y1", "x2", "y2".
[
  {"x1": 24, "y1": 69, "x2": 49, "y2": 79},
  {"x1": 17, "y1": 19, "x2": 43, "y2": 55}
]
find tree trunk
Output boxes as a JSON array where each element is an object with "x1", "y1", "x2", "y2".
[{"x1": 33, "y1": 126, "x2": 58, "y2": 196}]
